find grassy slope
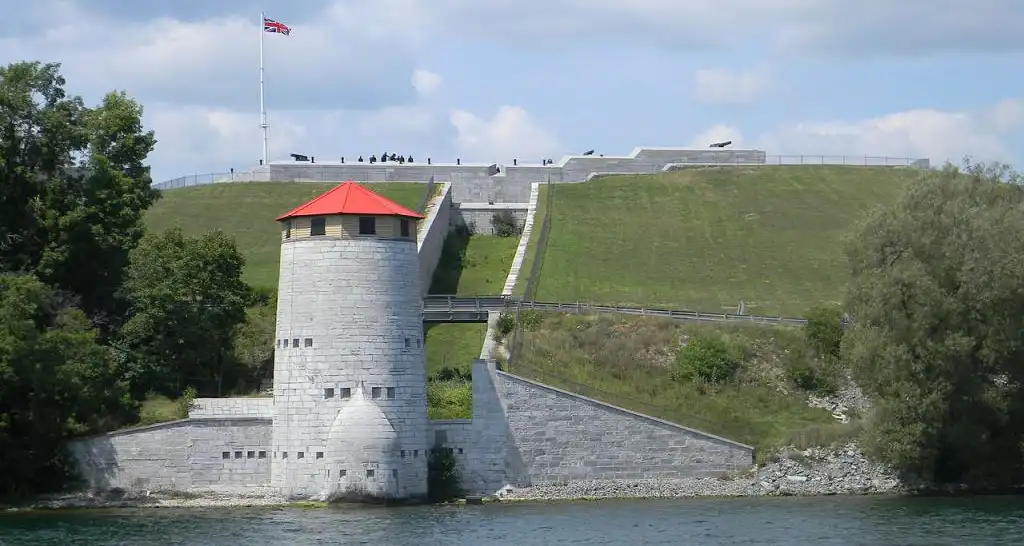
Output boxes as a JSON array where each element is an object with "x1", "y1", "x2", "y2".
[
  {"x1": 535, "y1": 166, "x2": 920, "y2": 316},
  {"x1": 144, "y1": 182, "x2": 426, "y2": 290},
  {"x1": 424, "y1": 232, "x2": 520, "y2": 419},
  {"x1": 512, "y1": 312, "x2": 856, "y2": 452},
  {"x1": 424, "y1": 232, "x2": 519, "y2": 377}
]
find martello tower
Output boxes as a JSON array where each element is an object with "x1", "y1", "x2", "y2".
[{"x1": 269, "y1": 181, "x2": 429, "y2": 502}]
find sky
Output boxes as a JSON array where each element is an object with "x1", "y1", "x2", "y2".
[{"x1": 3, "y1": 0, "x2": 1023, "y2": 184}]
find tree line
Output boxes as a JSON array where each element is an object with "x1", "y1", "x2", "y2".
[
  {"x1": 2, "y1": 60, "x2": 1023, "y2": 500},
  {"x1": 0, "y1": 62, "x2": 271, "y2": 499}
]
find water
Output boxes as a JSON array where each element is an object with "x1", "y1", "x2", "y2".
[{"x1": 3, "y1": 496, "x2": 1024, "y2": 546}]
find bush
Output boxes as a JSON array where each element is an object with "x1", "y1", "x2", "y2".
[
  {"x1": 429, "y1": 366, "x2": 471, "y2": 382},
  {"x1": 518, "y1": 310, "x2": 544, "y2": 331},
  {"x1": 427, "y1": 446, "x2": 461, "y2": 502},
  {"x1": 426, "y1": 380, "x2": 472, "y2": 420},
  {"x1": 805, "y1": 304, "x2": 844, "y2": 359},
  {"x1": 673, "y1": 335, "x2": 740, "y2": 384},
  {"x1": 177, "y1": 386, "x2": 198, "y2": 418},
  {"x1": 496, "y1": 313, "x2": 516, "y2": 338},
  {"x1": 492, "y1": 211, "x2": 521, "y2": 238},
  {"x1": 781, "y1": 343, "x2": 839, "y2": 395}
]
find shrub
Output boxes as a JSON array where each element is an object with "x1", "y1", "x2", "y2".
[
  {"x1": 781, "y1": 343, "x2": 839, "y2": 395},
  {"x1": 492, "y1": 211, "x2": 521, "y2": 238},
  {"x1": 496, "y1": 313, "x2": 516, "y2": 338},
  {"x1": 426, "y1": 380, "x2": 472, "y2": 420},
  {"x1": 518, "y1": 310, "x2": 544, "y2": 331},
  {"x1": 427, "y1": 447, "x2": 462, "y2": 502},
  {"x1": 673, "y1": 335, "x2": 740, "y2": 384},
  {"x1": 429, "y1": 366, "x2": 471, "y2": 382},
  {"x1": 804, "y1": 304, "x2": 844, "y2": 359},
  {"x1": 177, "y1": 386, "x2": 198, "y2": 418}
]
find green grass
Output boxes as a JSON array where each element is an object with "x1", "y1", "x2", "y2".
[
  {"x1": 145, "y1": 182, "x2": 426, "y2": 290},
  {"x1": 510, "y1": 311, "x2": 860, "y2": 452},
  {"x1": 534, "y1": 166, "x2": 922, "y2": 316},
  {"x1": 429, "y1": 232, "x2": 520, "y2": 296},
  {"x1": 424, "y1": 323, "x2": 486, "y2": 376}
]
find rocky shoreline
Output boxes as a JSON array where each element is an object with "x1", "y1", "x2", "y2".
[
  {"x1": 500, "y1": 443, "x2": 901, "y2": 501},
  {"x1": 8, "y1": 444, "x2": 903, "y2": 510}
]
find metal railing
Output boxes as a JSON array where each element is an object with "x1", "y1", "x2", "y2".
[
  {"x1": 420, "y1": 295, "x2": 808, "y2": 326},
  {"x1": 521, "y1": 176, "x2": 554, "y2": 302},
  {"x1": 153, "y1": 171, "x2": 267, "y2": 190},
  {"x1": 415, "y1": 175, "x2": 436, "y2": 214},
  {"x1": 152, "y1": 154, "x2": 930, "y2": 190}
]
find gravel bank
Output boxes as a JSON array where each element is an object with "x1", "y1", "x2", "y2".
[{"x1": 499, "y1": 443, "x2": 902, "y2": 501}]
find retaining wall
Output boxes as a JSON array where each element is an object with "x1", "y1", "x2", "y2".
[
  {"x1": 266, "y1": 148, "x2": 772, "y2": 203},
  {"x1": 68, "y1": 418, "x2": 273, "y2": 491},
  {"x1": 416, "y1": 182, "x2": 452, "y2": 296},
  {"x1": 452, "y1": 203, "x2": 529, "y2": 235}
]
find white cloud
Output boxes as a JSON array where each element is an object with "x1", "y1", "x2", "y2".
[
  {"x1": 449, "y1": 106, "x2": 561, "y2": 163},
  {"x1": 692, "y1": 99, "x2": 1024, "y2": 165},
  {"x1": 411, "y1": 69, "x2": 442, "y2": 95},
  {"x1": 0, "y1": 1, "x2": 422, "y2": 109},
  {"x1": 694, "y1": 67, "x2": 770, "y2": 104}
]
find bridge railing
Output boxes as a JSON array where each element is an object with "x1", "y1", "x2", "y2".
[{"x1": 421, "y1": 295, "x2": 808, "y2": 326}]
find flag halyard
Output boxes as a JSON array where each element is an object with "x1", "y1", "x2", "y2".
[{"x1": 263, "y1": 17, "x2": 291, "y2": 35}]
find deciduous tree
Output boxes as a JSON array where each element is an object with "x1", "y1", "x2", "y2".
[
  {"x1": 842, "y1": 160, "x2": 1024, "y2": 487},
  {"x1": 119, "y1": 228, "x2": 250, "y2": 398},
  {"x1": 0, "y1": 61, "x2": 158, "y2": 328}
]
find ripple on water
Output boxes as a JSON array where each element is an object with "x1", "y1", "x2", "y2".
[{"x1": 2, "y1": 496, "x2": 1024, "y2": 546}]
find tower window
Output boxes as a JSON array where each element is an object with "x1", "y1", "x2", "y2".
[
  {"x1": 247, "y1": 451, "x2": 255, "y2": 459},
  {"x1": 258, "y1": 451, "x2": 267, "y2": 459},
  {"x1": 304, "y1": 338, "x2": 313, "y2": 347},
  {"x1": 340, "y1": 387, "x2": 351, "y2": 399},
  {"x1": 358, "y1": 216, "x2": 376, "y2": 235},
  {"x1": 316, "y1": 452, "x2": 324, "y2": 459},
  {"x1": 366, "y1": 469, "x2": 375, "y2": 478},
  {"x1": 234, "y1": 451, "x2": 242, "y2": 459},
  {"x1": 371, "y1": 387, "x2": 382, "y2": 399},
  {"x1": 284, "y1": 220, "x2": 292, "y2": 239},
  {"x1": 400, "y1": 219, "x2": 410, "y2": 237},
  {"x1": 404, "y1": 337, "x2": 411, "y2": 349},
  {"x1": 282, "y1": 452, "x2": 288, "y2": 459},
  {"x1": 416, "y1": 338, "x2": 421, "y2": 348},
  {"x1": 292, "y1": 338, "x2": 299, "y2": 348},
  {"x1": 324, "y1": 388, "x2": 334, "y2": 399},
  {"x1": 222, "y1": 451, "x2": 230, "y2": 459},
  {"x1": 310, "y1": 217, "x2": 326, "y2": 236},
  {"x1": 386, "y1": 387, "x2": 395, "y2": 399},
  {"x1": 339, "y1": 469, "x2": 347, "y2": 477},
  {"x1": 297, "y1": 452, "x2": 304, "y2": 459},
  {"x1": 392, "y1": 469, "x2": 398, "y2": 479}
]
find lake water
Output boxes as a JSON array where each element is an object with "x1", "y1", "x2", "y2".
[{"x1": 2, "y1": 496, "x2": 1024, "y2": 545}]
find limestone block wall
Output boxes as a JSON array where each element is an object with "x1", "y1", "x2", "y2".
[
  {"x1": 416, "y1": 182, "x2": 451, "y2": 296},
  {"x1": 461, "y1": 360, "x2": 754, "y2": 494},
  {"x1": 190, "y1": 397, "x2": 274, "y2": 418},
  {"x1": 271, "y1": 236, "x2": 429, "y2": 499},
  {"x1": 68, "y1": 418, "x2": 272, "y2": 491},
  {"x1": 266, "y1": 147, "x2": 770, "y2": 204},
  {"x1": 452, "y1": 203, "x2": 528, "y2": 235}
]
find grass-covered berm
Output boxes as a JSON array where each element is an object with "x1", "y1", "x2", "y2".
[{"x1": 507, "y1": 310, "x2": 859, "y2": 455}]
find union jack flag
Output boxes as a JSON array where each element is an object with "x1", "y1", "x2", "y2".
[{"x1": 263, "y1": 17, "x2": 291, "y2": 35}]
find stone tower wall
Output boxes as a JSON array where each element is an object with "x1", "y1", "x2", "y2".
[{"x1": 270, "y1": 232, "x2": 429, "y2": 499}]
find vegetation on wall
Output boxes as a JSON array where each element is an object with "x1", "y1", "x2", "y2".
[{"x1": 426, "y1": 447, "x2": 462, "y2": 502}]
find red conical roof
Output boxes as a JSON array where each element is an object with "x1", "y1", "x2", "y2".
[{"x1": 275, "y1": 181, "x2": 425, "y2": 221}]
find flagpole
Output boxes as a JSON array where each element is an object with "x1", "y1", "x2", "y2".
[{"x1": 259, "y1": 11, "x2": 268, "y2": 165}]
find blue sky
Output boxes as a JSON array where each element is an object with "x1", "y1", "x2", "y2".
[{"x1": 3, "y1": 0, "x2": 1023, "y2": 183}]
